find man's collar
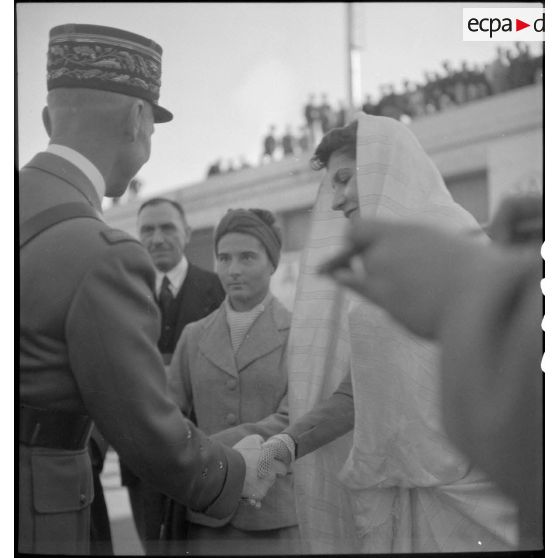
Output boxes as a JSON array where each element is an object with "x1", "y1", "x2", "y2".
[
  {"x1": 155, "y1": 256, "x2": 189, "y2": 295},
  {"x1": 46, "y1": 144, "x2": 106, "y2": 206}
]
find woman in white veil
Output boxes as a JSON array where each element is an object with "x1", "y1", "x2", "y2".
[{"x1": 280, "y1": 113, "x2": 518, "y2": 553}]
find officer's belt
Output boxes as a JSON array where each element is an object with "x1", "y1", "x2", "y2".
[{"x1": 19, "y1": 405, "x2": 93, "y2": 450}]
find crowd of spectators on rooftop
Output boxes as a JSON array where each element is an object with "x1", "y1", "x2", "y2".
[
  {"x1": 205, "y1": 93, "x2": 345, "y2": 178},
  {"x1": 360, "y1": 43, "x2": 542, "y2": 122},
  {"x1": 206, "y1": 156, "x2": 252, "y2": 178},
  {"x1": 205, "y1": 43, "x2": 542, "y2": 179}
]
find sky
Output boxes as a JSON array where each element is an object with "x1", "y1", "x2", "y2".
[{"x1": 16, "y1": 2, "x2": 543, "y2": 199}]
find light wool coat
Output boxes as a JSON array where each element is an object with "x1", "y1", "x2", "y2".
[{"x1": 169, "y1": 296, "x2": 296, "y2": 531}]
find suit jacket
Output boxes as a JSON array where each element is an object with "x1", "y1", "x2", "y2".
[
  {"x1": 169, "y1": 296, "x2": 296, "y2": 531},
  {"x1": 160, "y1": 263, "x2": 225, "y2": 357},
  {"x1": 19, "y1": 152, "x2": 244, "y2": 554}
]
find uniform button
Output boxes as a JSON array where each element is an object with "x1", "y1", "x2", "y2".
[
  {"x1": 226, "y1": 379, "x2": 237, "y2": 390},
  {"x1": 218, "y1": 461, "x2": 224, "y2": 470},
  {"x1": 226, "y1": 413, "x2": 237, "y2": 425},
  {"x1": 201, "y1": 467, "x2": 208, "y2": 479},
  {"x1": 80, "y1": 493, "x2": 87, "y2": 505},
  {"x1": 186, "y1": 427, "x2": 192, "y2": 439}
]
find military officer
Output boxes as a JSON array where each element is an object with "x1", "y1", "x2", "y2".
[{"x1": 19, "y1": 23, "x2": 276, "y2": 555}]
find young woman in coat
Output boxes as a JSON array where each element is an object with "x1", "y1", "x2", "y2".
[{"x1": 167, "y1": 208, "x2": 300, "y2": 555}]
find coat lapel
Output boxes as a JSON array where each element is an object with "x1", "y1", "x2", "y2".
[
  {"x1": 25, "y1": 152, "x2": 103, "y2": 213},
  {"x1": 177, "y1": 265, "x2": 206, "y2": 325},
  {"x1": 235, "y1": 298, "x2": 290, "y2": 373},
  {"x1": 198, "y1": 306, "x2": 238, "y2": 378},
  {"x1": 174, "y1": 267, "x2": 197, "y2": 345}
]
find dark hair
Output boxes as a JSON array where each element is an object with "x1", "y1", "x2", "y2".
[
  {"x1": 138, "y1": 197, "x2": 186, "y2": 222},
  {"x1": 310, "y1": 120, "x2": 358, "y2": 170}
]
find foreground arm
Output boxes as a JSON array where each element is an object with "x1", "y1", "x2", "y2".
[
  {"x1": 67, "y1": 240, "x2": 248, "y2": 516},
  {"x1": 323, "y1": 212, "x2": 542, "y2": 546}
]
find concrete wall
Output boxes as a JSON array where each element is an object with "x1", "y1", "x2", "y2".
[
  {"x1": 104, "y1": 84, "x2": 542, "y2": 309},
  {"x1": 106, "y1": 84, "x2": 542, "y2": 232}
]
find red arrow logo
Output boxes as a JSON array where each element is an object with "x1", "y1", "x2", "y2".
[{"x1": 516, "y1": 18, "x2": 530, "y2": 31}]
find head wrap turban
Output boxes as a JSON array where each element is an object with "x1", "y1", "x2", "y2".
[{"x1": 214, "y1": 208, "x2": 282, "y2": 268}]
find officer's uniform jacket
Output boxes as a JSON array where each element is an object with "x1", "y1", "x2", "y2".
[
  {"x1": 169, "y1": 296, "x2": 296, "y2": 531},
  {"x1": 19, "y1": 152, "x2": 244, "y2": 554}
]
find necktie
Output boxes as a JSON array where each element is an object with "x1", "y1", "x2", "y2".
[{"x1": 159, "y1": 275, "x2": 174, "y2": 319}]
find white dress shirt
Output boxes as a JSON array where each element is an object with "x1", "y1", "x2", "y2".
[{"x1": 155, "y1": 256, "x2": 189, "y2": 298}]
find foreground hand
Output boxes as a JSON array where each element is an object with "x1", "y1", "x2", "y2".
[
  {"x1": 234, "y1": 434, "x2": 287, "y2": 508},
  {"x1": 321, "y1": 219, "x2": 494, "y2": 339}
]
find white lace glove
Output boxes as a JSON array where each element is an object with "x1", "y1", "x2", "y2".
[
  {"x1": 257, "y1": 434, "x2": 296, "y2": 479},
  {"x1": 234, "y1": 434, "x2": 287, "y2": 509}
]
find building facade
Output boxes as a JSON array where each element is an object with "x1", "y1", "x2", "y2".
[{"x1": 105, "y1": 83, "x2": 543, "y2": 309}]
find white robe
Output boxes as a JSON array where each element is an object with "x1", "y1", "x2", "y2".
[{"x1": 287, "y1": 113, "x2": 517, "y2": 553}]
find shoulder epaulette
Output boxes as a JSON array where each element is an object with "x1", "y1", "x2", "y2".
[{"x1": 100, "y1": 229, "x2": 141, "y2": 246}]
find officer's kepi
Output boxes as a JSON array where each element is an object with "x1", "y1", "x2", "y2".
[{"x1": 47, "y1": 23, "x2": 173, "y2": 123}]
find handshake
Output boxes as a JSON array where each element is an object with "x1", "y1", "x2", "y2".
[{"x1": 233, "y1": 433, "x2": 296, "y2": 508}]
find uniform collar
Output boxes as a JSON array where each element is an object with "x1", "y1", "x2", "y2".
[
  {"x1": 155, "y1": 256, "x2": 189, "y2": 296},
  {"x1": 46, "y1": 144, "x2": 105, "y2": 206}
]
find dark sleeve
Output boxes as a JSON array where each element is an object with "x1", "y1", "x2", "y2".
[
  {"x1": 440, "y1": 251, "x2": 542, "y2": 519},
  {"x1": 65, "y1": 240, "x2": 245, "y2": 518},
  {"x1": 283, "y1": 372, "x2": 355, "y2": 459}
]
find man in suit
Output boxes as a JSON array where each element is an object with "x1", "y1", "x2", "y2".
[
  {"x1": 120, "y1": 197, "x2": 225, "y2": 551},
  {"x1": 137, "y1": 197, "x2": 225, "y2": 363},
  {"x1": 19, "y1": 23, "x2": 279, "y2": 555}
]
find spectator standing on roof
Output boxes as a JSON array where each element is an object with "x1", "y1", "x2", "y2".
[
  {"x1": 485, "y1": 47, "x2": 510, "y2": 95},
  {"x1": 262, "y1": 125, "x2": 277, "y2": 163},
  {"x1": 318, "y1": 93, "x2": 334, "y2": 135},
  {"x1": 303, "y1": 94, "x2": 320, "y2": 146},
  {"x1": 282, "y1": 126, "x2": 295, "y2": 158},
  {"x1": 362, "y1": 94, "x2": 376, "y2": 116}
]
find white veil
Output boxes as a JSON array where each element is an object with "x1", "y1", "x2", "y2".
[{"x1": 287, "y1": 113, "x2": 516, "y2": 553}]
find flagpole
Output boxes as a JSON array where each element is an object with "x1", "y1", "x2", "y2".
[{"x1": 347, "y1": 3, "x2": 364, "y2": 120}]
